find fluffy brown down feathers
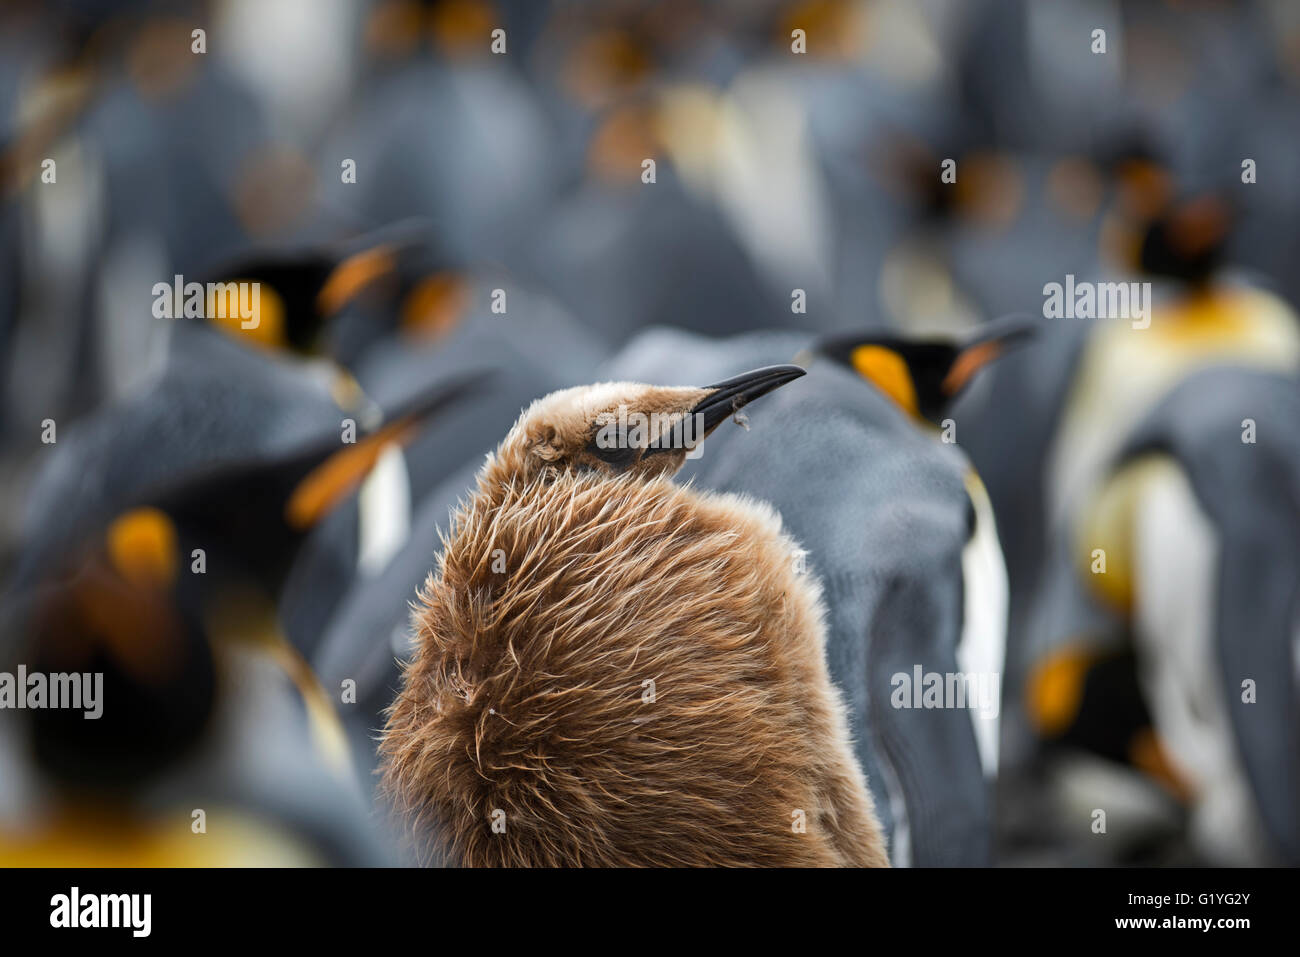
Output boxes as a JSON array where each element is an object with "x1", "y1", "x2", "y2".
[{"x1": 380, "y1": 383, "x2": 889, "y2": 867}]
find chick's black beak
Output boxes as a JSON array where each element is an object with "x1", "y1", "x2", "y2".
[{"x1": 691, "y1": 364, "x2": 806, "y2": 436}]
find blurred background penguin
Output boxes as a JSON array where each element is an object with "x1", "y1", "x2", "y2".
[
  {"x1": 0, "y1": 344, "x2": 481, "y2": 864},
  {"x1": 1018, "y1": 172, "x2": 1300, "y2": 866},
  {"x1": 2, "y1": 0, "x2": 1300, "y2": 867}
]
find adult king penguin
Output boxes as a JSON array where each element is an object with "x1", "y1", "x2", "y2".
[
  {"x1": 1024, "y1": 186, "x2": 1300, "y2": 863},
  {"x1": 380, "y1": 367, "x2": 891, "y2": 867},
  {"x1": 806, "y1": 318, "x2": 1037, "y2": 782}
]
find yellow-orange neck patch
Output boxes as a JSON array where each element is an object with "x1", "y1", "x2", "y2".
[
  {"x1": 285, "y1": 420, "x2": 418, "y2": 530},
  {"x1": 209, "y1": 282, "x2": 287, "y2": 352},
  {"x1": 851, "y1": 345, "x2": 919, "y2": 417},
  {"x1": 1025, "y1": 643, "x2": 1095, "y2": 738}
]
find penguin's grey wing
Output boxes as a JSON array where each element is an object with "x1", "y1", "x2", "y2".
[
  {"x1": 1117, "y1": 366, "x2": 1300, "y2": 865},
  {"x1": 1127, "y1": 453, "x2": 1271, "y2": 864}
]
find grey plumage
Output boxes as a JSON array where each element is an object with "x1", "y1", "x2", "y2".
[{"x1": 1116, "y1": 367, "x2": 1300, "y2": 864}]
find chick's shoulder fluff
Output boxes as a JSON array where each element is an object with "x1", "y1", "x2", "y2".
[{"x1": 381, "y1": 368, "x2": 890, "y2": 867}]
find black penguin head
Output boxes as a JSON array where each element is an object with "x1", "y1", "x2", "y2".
[
  {"x1": 1134, "y1": 192, "x2": 1232, "y2": 285},
  {"x1": 806, "y1": 317, "x2": 1036, "y2": 426},
  {"x1": 198, "y1": 222, "x2": 462, "y2": 365},
  {"x1": 197, "y1": 252, "x2": 338, "y2": 356},
  {"x1": 1098, "y1": 141, "x2": 1232, "y2": 286}
]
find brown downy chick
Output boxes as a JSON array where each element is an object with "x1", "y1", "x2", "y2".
[{"x1": 381, "y1": 367, "x2": 890, "y2": 867}]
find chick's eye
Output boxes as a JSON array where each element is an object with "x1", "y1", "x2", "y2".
[
  {"x1": 586, "y1": 425, "x2": 639, "y2": 470},
  {"x1": 597, "y1": 444, "x2": 639, "y2": 470}
]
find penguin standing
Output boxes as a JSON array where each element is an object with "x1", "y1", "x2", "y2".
[
  {"x1": 804, "y1": 318, "x2": 1036, "y2": 783},
  {"x1": 1095, "y1": 367, "x2": 1300, "y2": 865},
  {"x1": 1024, "y1": 186, "x2": 1300, "y2": 863},
  {"x1": 380, "y1": 367, "x2": 891, "y2": 867}
]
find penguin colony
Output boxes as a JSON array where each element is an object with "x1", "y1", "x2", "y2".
[{"x1": 1, "y1": 2, "x2": 1298, "y2": 868}]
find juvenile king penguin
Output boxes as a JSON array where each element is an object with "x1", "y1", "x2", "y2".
[{"x1": 380, "y1": 367, "x2": 891, "y2": 867}]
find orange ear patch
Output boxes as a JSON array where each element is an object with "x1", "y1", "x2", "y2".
[
  {"x1": 942, "y1": 340, "x2": 1002, "y2": 396},
  {"x1": 1047, "y1": 157, "x2": 1104, "y2": 221},
  {"x1": 209, "y1": 281, "x2": 287, "y2": 352},
  {"x1": 954, "y1": 152, "x2": 1024, "y2": 228},
  {"x1": 401, "y1": 272, "x2": 469, "y2": 343},
  {"x1": 777, "y1": 0, "x2": 861, "y2": 60},
  {"x1": 318, "y1": 247, "x2": 396, "y2": 316},
  {"x1": 1025, "y1": 643, "x2": 1095, "y2": 738},
  {"x1": 1116, "y1": 158, "x2": 1173, "y2": 221},
  {"x1": 106, "y1": 508, "x2": 178, "y2": 588},
  {"x1": 284, "y1": 420, "x2": 418, "y2": 530},
  {"x1": 563, "y1": 31, "x2": 653, "y2": 108},
  {"x1": 429, "y1": 0, "x2": 497, "y2": 58},
  {"x1": 850, "y1": 345, "x2": 919, "y2": 416},
  {"x1": 62, "y1": 511, "x2": 185, "y2": 685}
]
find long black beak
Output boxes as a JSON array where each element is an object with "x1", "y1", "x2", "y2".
[{"x1": 690, "y1": 364, "x2": 806, "y2": 437}]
